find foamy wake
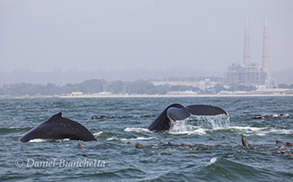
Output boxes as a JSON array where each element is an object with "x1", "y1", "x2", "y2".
[
  {"x1": 106, "y1": 137, "x2": 119, "y2": 141},
  {"x1": 169, "y1": 121, "x2": 207, "y2": 135},
  {"x1": 107, "y1": 136, "x2": 157, "y2": 141},
  {"x1": 28, "y1": 139, "x2": 48, "y2": 143},
  {"x1": 93, "y1": 131, "x2": 103, "y2": 137},
  {"x1": 227, "y1": 126, "x2": 293, "y2": 136},
  {"x1": 28, "y1": 138, "x2": 70, "y2": 143},
  {"x1": 227, "y1": 126, "x2": 266, "y2": 132},
  {"x1": 124, "y1": 127, "x2": 153, "y2": 134},
  {"x1": 255, "y1": 128, "x2": 293, "y2": 136},
  {"x1": 120, "y1": 137, "x2": 157, "y2": 141}
]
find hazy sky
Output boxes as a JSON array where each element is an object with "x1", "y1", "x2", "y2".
[{"x1": 1, "y1": 0, "x2": 292, "y2": 74}]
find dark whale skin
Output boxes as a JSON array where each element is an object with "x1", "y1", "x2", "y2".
[{"x1": 19, "y1": 113, "x2": 96, "y2": 142}]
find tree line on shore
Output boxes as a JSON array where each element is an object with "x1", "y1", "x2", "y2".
[{"x1": 0, "y1": 79, "x2": 271, "y2": 96}]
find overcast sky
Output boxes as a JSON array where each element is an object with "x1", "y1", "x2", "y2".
[{"x1": 0, "y1": 0, "x2": 292, "y2": 74}]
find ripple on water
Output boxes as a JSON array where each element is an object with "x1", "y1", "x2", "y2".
[{"x1": 1, "y1": 97, "x2": 293, "y2": 182}]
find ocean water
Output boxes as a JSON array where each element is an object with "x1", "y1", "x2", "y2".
[{"x1": 0, "y1": 97, "x2": 292, "y2": 182}]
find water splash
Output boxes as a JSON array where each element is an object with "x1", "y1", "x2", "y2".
[
  {"x1": 124, "y1": 127, "x2": 153, "y2": 133},
  {"x1": 207, "y1": 157, "x2": 218, "y2": 166},
  {"x1": 169, "y1": 120, "x2": 190, "y2": 133},
  {"x1": 168, "y1": 114, "x2": 230, "y2": 135},
  {"x1": 28, "y1": 139, "x2": 48, "y2": 143},
  {"x1": 169, "y1": 120, "x2": 206, "y2": 135},
  {"x1": 194, "y1": 114, "x2": 230, "y2": 129},
  {"x1": 27, "y1": 138, "x2": 70, "y2": 142}
]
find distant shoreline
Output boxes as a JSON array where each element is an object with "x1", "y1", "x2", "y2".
[
  {"x1": 58, "y1": 93, "x2": 293, "y2": 98},
  {"x1": 2, "y1": 93, "x2": 292, "y2": 99}
]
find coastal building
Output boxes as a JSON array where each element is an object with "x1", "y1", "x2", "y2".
[{"x1": 225, "y1": 18, "x2": 277, "y2": 88}]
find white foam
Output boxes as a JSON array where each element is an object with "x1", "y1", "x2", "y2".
[
  {"x1": 227, "y1": 126, "x2": 293, "y2": 136},
  {"x1": 106, "y1": 137, "x2": 119, "y2": 141},
  {"x1": 168, "y1": 120, "x2": 207, "y2": 135},
  {"x1": 93, "y1": 131, "x2": 103, "y2": 137},
  {"x1": 124, "y1": 127, "x2": 153, "y2": 133},
  {"x1": 120, "y1": 137, "x2": 157, "y2": 141},
  {"x1": 228, "y1": 126, "x2": 266, "y2": 131},
  {"x1": 269, "y1": 129, "x2": 293, "y2": 134},
  {"x1": 256, "y1": 128, "x2": 293, "y2": 136},
  {"x1": 169, "y1": 128, "x2": 207, "y2": 135},
  {"x1": 207, "y1": 157, "x2": 218, "y2": 166},
  {"x1": 28, "y1": 139, "x2": 48, "y2": 143},
  {"x1": 28, "y1": 138, "x2": 70, "y2": 142}
]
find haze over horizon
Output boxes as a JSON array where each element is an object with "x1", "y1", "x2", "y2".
[{"x1": 1, "y1": 0, "x2": 292, "y2": 84}]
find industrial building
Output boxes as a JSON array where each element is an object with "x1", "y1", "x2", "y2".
[{"x1": 225, "y1": 18, "x2": 277, "y2": 88}]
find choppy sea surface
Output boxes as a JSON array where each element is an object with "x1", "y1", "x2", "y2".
[{"x1": 0, "y1": 97, "x2": 292, "y2": 182}]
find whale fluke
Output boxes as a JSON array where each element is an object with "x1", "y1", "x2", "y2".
[
  {"x1": 148, "y1": 104, "x2": 184, "y2": 131},
  {"x1": 19, "y1": 112, "x2": 96, "y2": 142},
  {"x1": 185, "y1": 105, "x2": 228, "y2": 116},
  {"x1": 167, "y1": 107, "x2": 190, "y2": 121},
  {"x1": 148, "y1": 104, "x2": 228, "y2": 131}
]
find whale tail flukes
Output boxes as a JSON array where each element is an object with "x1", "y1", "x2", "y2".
[{"x1": 148, "y1": 104, "x2": 228, "y2": 131}]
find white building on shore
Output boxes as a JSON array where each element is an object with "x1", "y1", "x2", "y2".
[{"x1": 225, "y1": 18, "x2": 277, "y2": 88}]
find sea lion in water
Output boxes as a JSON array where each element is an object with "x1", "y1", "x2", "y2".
[
  {"x1": 135, "y1": 143, "x2": 144, "y2": 149},
  {"x1": 19, "y1": 112, "x2": 96, "y2": 142},
  {"x1": 77, "y1": 143, "x2": 83, "y2": 149},
  {"x1": 241, "y1": 135, "x2": 251, "y2": 147},
  {"x1": 127, "y1": 141, "x2": 132, "y2": 146},
  {"x1": 148, "y1": 103, "x2": 228, "y2": 131},
  {"x1": 242, "y1": 135, "x2": 293, "y2": 155},
  {"x1": 275, "y1": 140, "x2": 293, "y2": 147}
]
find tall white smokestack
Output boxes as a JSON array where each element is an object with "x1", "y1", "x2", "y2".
[
  {"x1": 262, "y1": 18, "x2": 270, "y2": 79},
  {"x1": 243, "y1": 18, "x2": 251, "y2": 66}
]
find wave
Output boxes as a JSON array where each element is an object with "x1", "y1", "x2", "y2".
[
  {"x1": 227, "y1": 126, "x2": 266, "y2": 132},
  {"x1": 202, "y1": 158, "x2": 276, "y2": 181},
  {"x1": 106, "y1": 137, "x2": 119, "y2": 141},
  {"x1": 28, "y1": 138, "x2": 49, "y2": 143},
  {"x1": 124, "y1": 127, "x2": 153, "y2": 134},
  {"x1": 255, "y1": 128, "x2": 293, "y2": 136},
  {"x1": 106, "y1": 136, "x2": 157, "y2": 141},
  {"x1": 226, "y1": 126, "x2": 293, "y2": 136},
  {"x1": 120, "y1": 137, "x2": 157, "y2": 141},
  {"x1": 93, "y1": 131, "x2": 103, "y2": 137},
  {"x1": 207, "y1": 157, "x2": 218, "y2": 166},
  {"x1": 0, "y1": 127, "x2": 31, "y2": 134},
  {"x1": 27, "y1": 138, "x2": 71, "y2": 143}
]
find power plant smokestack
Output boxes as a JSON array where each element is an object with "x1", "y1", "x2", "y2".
[
  {"x1": 243, "y1": 18, "x2": 251, "y2": 66},
  {"x1": 262, "y1": 18, "x2": 270, "y2": 79}
]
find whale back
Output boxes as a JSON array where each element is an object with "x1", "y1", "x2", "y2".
[{"x1": 19, "y1": 113, "x2": 96, "y2": 142}]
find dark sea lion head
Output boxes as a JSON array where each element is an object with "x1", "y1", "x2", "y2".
[{"x1": 241, "y1": 135, "x2": 251, "y2": 147}]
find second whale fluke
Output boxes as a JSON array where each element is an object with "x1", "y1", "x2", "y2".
[{"x1": 148, "y1": 103, "x2": 228, "y2": 131}]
